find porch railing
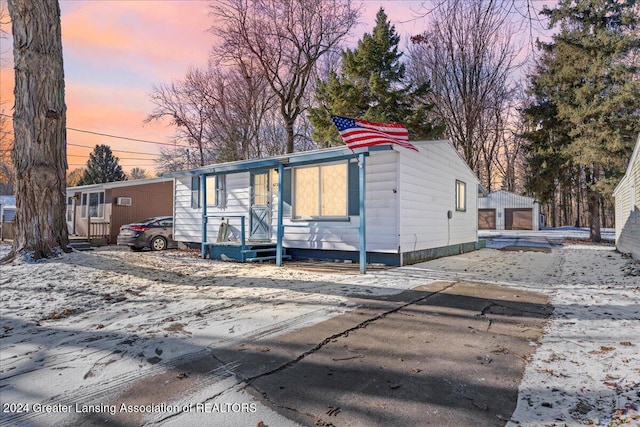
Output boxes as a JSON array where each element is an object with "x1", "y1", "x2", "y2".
[{"x1": 88, "y1": 216, "x2": 110, "y2": 243}]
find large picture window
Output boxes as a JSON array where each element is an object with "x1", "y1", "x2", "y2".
[
  {"x1": 81, "y1": 191, "x2": 105, "y2": 218},
  {"x1": 455, "y1": 180, "x2": 467, "y2": 212},
  {"x1": 293, "y1": 162, "x2": 347, "y2": 219}
]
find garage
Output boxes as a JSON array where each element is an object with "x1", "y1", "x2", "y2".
[
  {"x1": 505, "y1": 208, "x2": 533, "y2": 230},
  {"x1": 478, "y1": 190, "x2": 539, "y2": 231},
  {"x1": 478, "y1": 209, "x2": 496, "y2": 229}
]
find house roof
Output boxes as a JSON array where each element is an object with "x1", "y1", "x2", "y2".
[
  {"x1": 67, "y1": 177, "x2": 173, "y2": 193},
  {"x1": 486, "y1": 190, "x2": 537, "y2": 203},
  {"x1": 165, "y1": 140, "x2": 478, "y2": 181},
  {"x1": 164, "y1": 144, "x2": 396, "y2": 178},
  {"x1": 614, "y1": 133, "x2": 640, "y2": 195}
]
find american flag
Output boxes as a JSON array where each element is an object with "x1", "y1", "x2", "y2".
[{"x1": 331, "y1": 115, "x2": 418, "y2": 152}]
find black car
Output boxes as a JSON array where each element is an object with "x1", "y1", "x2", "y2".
[{"x1": 116, "y1": 216, "x2": 176, "y2": 251}]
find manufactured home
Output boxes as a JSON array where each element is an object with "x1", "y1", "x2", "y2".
[
  {"x1": 614, "y1": 134, "x2": 640, "y2": 261},
  {"x1": 66, "y1": 177, "x2": 174, "y2": 244},
  {"x1": 169, "y1": 141, "x2": 481, "y2": 272},
  {"x1": 478, "y1": 190, "x2": 540, "y2": 231},
  {"x1": 0, "y1": 195, "x2": 16, "y2": 240}
]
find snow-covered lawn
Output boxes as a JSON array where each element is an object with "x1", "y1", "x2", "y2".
[{"x1": 1, "y1": 235, "x2": 639, "y2": 426}]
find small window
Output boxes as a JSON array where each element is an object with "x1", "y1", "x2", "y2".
[
  {"x1": 191, "y1": 176, "x2": 200, "y2": 209},
  {"x1": 455, "y1": 180, "x2": 466, "y2": 212},
  {"x1": 206, "y1": 174, "x2": 227, "y2": 208}
]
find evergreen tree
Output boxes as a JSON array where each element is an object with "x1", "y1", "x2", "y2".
[
  {"x1": 522, "y1": 0, "x2": 640, "y2": 241},
  {"x1": 309, "y1": 8, "x2": 443, "y2": 147},
  {"x1": 78, "y1": 145, "x2": 126, "y2": 185}
]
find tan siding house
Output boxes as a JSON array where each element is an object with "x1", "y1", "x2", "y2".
[{"x1": 66, "y1": 178, "x2": 174, "y2": 244}]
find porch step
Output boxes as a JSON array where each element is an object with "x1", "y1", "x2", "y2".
[
  {"x1": 68, "y1": 242, "x2": 93, "y2": 251},
  {"x1": 245, "y1": 255, "x2": 291, "y2": 263},
  {"x1": 205, "y1": 242, "x2": 289, "y2": 263}
]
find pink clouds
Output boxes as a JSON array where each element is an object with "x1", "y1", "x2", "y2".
[
  {"x1": 1, "y1": 1, "x2": 435, "y2": 175},
  {"x1": 61, "y1": 1, "x2": 214, "y2": 82}
]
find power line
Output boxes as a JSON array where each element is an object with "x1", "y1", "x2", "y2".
[
  {"x1": 67, "y1": 127, "x2": 180, "y2": 147},
  {"x1": 67, "y1": 142, "x2": 158, "y2": 156},
  {"x1": 1, "y1": 113, "x2": 184, "y2": 148},
  {"x1": 67, "y1": 153, "x2": 158, "y2": 161}
]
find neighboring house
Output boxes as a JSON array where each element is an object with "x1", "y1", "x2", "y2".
[
  {"x1": 0, "y1": 195, "x2": 16, "y2": 240},
  {"x1": 66, "y1": 177, "x2": 174, "y2": 244},
  {"x1": 613, "y1": 134, "x2": 640, "y2": 261},
  {"x1": 0, "y1": 195, "x2": 16, "y2": 222},
  {"x1": 168, "y1": 140, "x2": 481, "y2": 271},
  {"x1": 478, "y1": 190, "x2": 540, "y2": 231}
]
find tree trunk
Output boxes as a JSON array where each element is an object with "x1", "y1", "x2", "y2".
[
  {"x1": 6, "y1": 0, "x2": 69, "y2": 261},
  {"x1": 588, "y1": 189, "x2": 601, "y2": 242},
  {"x1": 285, "y1": 118, "x2": 295, "y2": 154}
]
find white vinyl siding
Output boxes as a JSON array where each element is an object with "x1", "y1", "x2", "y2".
[
  {"x1": 614, "y1": 135, "x2": 640, "y2": 260},
  {"x1": 281, "y1": 153, "x2": 399, "y2": 253},
  {"x1": 398, "y1": 140, "x2": 478, "y2": 254},
  {"x1": 174, "y1": 173, "x2": 248, "y2": 243}
]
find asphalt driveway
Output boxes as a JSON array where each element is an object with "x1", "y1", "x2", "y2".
[{"x1": 86, "y1": 280, "x2": 551, "y2": 427}]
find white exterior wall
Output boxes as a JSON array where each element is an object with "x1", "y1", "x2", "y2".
[
  {"x1": 280, "y1": 152, "x2": 399, "y2": 253},
  {"x1": 173, "y1": 141, "x2": 480, "y2": 260},
  {"x1": 614, "y1": 135, "x2": 640, "y2": 261},
  {"x1": 174, "y1": 173, "x2": 250, "y2": 243},
  {"x1": 398, "y1": 140, "x2": 478, "y2": 253},
  {"x1": 478, "y1": 190, "x2": 540, "y2": 230}
]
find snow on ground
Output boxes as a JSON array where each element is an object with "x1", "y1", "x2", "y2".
[
  {"x1": 1, "y1": 228, "x2": 639, "y2": 426},
  {"x1": 507, "y1": 246, "x2": 640, "y2": 427},
  {"x1": 416, "y1": 238, "x2": 640, "y2": 427}
]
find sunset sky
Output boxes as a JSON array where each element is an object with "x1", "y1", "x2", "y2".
[{"x1": 0, "y1": 1, "x2": 551, "y2": 175}]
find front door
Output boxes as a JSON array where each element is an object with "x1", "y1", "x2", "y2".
[{"x1": 249, "y1": 171, "x2": 270, "y2": 241}]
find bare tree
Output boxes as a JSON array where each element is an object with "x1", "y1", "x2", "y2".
[
  {"x1": 146, "y1": 68, "x2": 212, "y2": 168},
  {"x1": 148, "y1": 62, "x2": 278, "y2": 173},
  {"x1": 407, "y1": 0, "x2": 520, "y2": 191},
  {"x1": 128, "y1": 167, "x2": 149, "y2": 180},
  {"x1": 5, "y1": 0, "x2": 69, "y2": 261},
  {"x1": 211, "y1": 0, "x2": 359, "y2": 153},
  {"x1": 66, "y1": 167, "x2": 84, "y2": 187}
]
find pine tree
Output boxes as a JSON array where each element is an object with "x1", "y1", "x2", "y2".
[
  {"x1": 309, "y1": 8, "x2": 443, "y2": 147},
  {"x1": 78, "y1": 145, "x2": 126, "y2": 185},
  {"x1": 522, "y1": 0, "x2": 640, "y2": 241}
]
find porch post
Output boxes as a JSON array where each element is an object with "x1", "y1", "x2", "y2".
[
  {"x1": 201, "y1": 173, "x2": 207, "y2": 259},
  {"x1": 276, "y1": 162, "x2": 285, "y2": 266},
  {"x1": 359, "y1": 153, "x2": 366, "y2": 274}
]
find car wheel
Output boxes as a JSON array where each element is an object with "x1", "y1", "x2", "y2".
[
  {"x1": 130, "y1": 246, "x2": 143, "y2": 252},
  {"x1": 150, "y1": 236, "x2": 167, "y2": 251}
]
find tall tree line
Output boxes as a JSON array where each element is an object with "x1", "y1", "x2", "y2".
[{"x1": 521, "y1": 0, "x2": 640, "y2": 240}]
